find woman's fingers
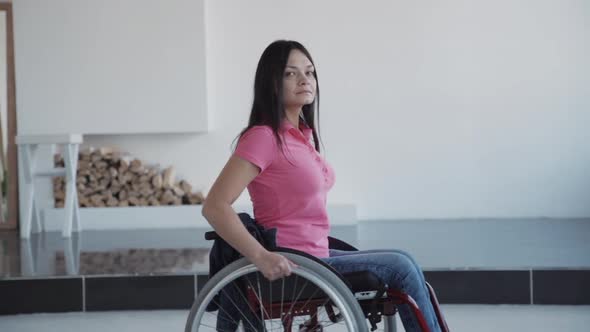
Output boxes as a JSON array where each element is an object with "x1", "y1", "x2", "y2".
[
  {"x1": 272, "y1": 256, "x2": 294, "y2": 280},
  {"x1": 253, "y1": 251, "x2": 298, "y2": 281},
  {"x1": 269, "y1": 259, "x2": 290, "y2": 280},
  {"x1": 281, "y1": 260, "x2": 292, "y2": 277}
]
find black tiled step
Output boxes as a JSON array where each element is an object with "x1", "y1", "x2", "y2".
[
  {"x1": 533, "y1": 270, "x2": 590, "y2": 305},
  {"x1": 85, "y1": 275, "x2": 194, "y2": 311},
  {"x1": 424, "y1": 270, "x2": 530, "y2": 304},
  {"x1": 3, "y1": 268, "x2": 589, "y2": 315},
  {"x1": 0, "y1": 278, "x2": 83, "y2": 315},
  {"x1": 196, "y1": 274, "x2": 209, "y2": 294}
]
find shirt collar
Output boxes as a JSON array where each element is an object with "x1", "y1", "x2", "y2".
[{"x1": 281, "y1": 118, "x2": 313, "y2": 140}]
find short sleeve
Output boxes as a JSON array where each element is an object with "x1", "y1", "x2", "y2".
[{"x1": 234, "y1": 126, "x2": 278, "y2": 172}]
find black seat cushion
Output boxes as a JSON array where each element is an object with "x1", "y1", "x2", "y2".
[{"x1": 341, "y1": 271, "x2": 386, "y2": 293}]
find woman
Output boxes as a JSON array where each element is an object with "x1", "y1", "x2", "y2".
[{"x1": 202, "y1": 40, "x2": 443, "y2": 332}]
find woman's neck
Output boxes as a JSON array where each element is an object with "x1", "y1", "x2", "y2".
[{"x1": 285, "y1": 108, "x2": 301, "y2": 128}]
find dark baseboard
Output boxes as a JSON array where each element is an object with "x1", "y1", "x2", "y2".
[{"x1": 1, "y1": 269, "x2": 588, "y2": 315}]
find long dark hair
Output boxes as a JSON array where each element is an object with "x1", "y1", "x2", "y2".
[{"x1": 236, "y1": 40, "x2": 321, "y2": 153}]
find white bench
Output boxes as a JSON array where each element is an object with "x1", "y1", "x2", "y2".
[{"x1": 16, "y1": 134, "x2": 83, "y2": 238}]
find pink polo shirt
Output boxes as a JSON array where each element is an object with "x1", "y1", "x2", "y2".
[{"x1": 234, "y1": 121, "x2": 335, "y2": 258}]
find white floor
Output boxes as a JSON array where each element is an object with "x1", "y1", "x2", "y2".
[{"x1": 0, "y1": 305, "x2": 588, "y2": 332}]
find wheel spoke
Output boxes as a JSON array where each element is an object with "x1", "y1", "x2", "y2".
[{"x1": 188, "y1": 254, "x2": 366, "y2": 332}]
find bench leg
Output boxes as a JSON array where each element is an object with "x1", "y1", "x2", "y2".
[
  {"x1": 62, "y1": 143, "x2": 80, "y2": 237},
  {"x1": 19, "y1": 145, "x2": 41, "y2": 238},
  {"x1": 72, "y1": 190, "x2": 81, "y2": 232},
  {"x1": 64, "y1": 234, "x2": 80, "y2": 275}
]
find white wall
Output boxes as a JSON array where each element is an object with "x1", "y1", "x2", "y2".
[
  {"x1": 14, "y1": 0, "x2": 207, "y2": 135},
  {"x1": 15, "y1": 0, "x2": 590, "y2": 220}
]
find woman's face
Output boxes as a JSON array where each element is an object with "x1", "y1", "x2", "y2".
[{"x1": 282, "y1": 49, "x2": 316, "y2": 110}]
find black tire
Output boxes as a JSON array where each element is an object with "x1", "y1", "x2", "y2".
[{"x1": 186, "y1": 252, "x2": 369, "y2": 332}]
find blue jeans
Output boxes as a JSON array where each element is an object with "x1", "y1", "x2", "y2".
[{"x1": 323, "y1": 249, "x2": 442, "y2": 332}]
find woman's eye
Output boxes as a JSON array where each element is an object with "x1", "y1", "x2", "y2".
[
  {"x1": 306, "y1": 71, "x2": 315, "y2": 76},
  {"x1": 285, "y1": 72, "x2": 295, "y2": 77}
]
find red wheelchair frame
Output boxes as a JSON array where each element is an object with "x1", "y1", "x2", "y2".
[{"x1": 240, "y1": 237, "x2": 450, "y2": 332}]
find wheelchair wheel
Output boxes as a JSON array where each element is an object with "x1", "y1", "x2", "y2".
[{"x1": 185, "y1": 252, "x2": 369, "y2": 332}]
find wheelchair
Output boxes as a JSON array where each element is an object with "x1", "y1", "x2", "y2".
[{"x1": 186, "y1": 232, "x2": 450, "y2": 332}]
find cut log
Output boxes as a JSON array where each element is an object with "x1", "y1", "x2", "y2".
[
  {"x1": 117, "y1": 173, "x2": 126, "y2": 185},
  {"x1": 152, "y1": 174, "x2": 163, "y2": 189},
  {"x1": 56, "y1": 187, "x2": 65, "y2": 197},
  {"x1": 188, "y1": 192, "x2": 205, "y2": 205},
  {"x1": 90, "y1": 194, "x2": 104, "y2": 207},
  {"x1": 82, "y1": 187, "x2": 95, "y2": 197},
  {"x1": 179, "y1": 180, "x2": 192, "y2": 195},
  {"x1": 53, "y1": 180, "x2": 64, "y2": 191},
  {"x1": 80, "y1": 148, "x2": 92, "y2": 162},
  {"x1": 77, "y1": 160, "x2": 90, "y2": 171},
  {"x1": 110, "y1": 185, "x2": 121, "y2": 195},
  {"x1": 99, "y1": 170, "x2": 111, "y2": 182},
  {"x1": 54, "y1": 148, "x2": 204, "y2": 208},
  {"x1": 106, "y1": 196, "x2": 118, "y2": 207},
  {"x1": 139, "y1": 187, "x2": 153, "y2": 198},
  {"x1": 91, "y1": 151, "x2": 102, "y2": 163},
  {"x1": 130, "y1": 159, "x2": 143, "y2": 174},
  {"x1": 162, "y1": 166, "x2": 175, "y2": 188},
  {"x1": 77, "y1": 176, "x2": 88, "y2": 185},
  {"x1": 99, "y1": 178, "x2": 109, "y2": 189},
  {"x1": 79, "y1": 196, "x2": 90, "y2": 207},
  {"x1": 172, "y1": 185, "x2": 185, "y2": 197},
  {"x1": 88, "y1": 173, "x2": 97, "y2": 183},
  {"x1": 95, "y1": 161, "x2": 108, "y2": 170},
  {"x1": 111, "y1": 152, "x2": 122, "y2": 164},
  {"x1": 138, "y1": 175, "x2": 149, "y2": 184},
  {"x1": 146, "y1": 168, "x2": 158, "y2": 178},
  {"x1": 128, "y1": 197, "x2": 140, "y2": 206},
  {"x1": 126, "y1": 172, "x2": 136, "y2": 184},
  {"x1": 119, "y1": 159, "x2": 129, "y2": 173},
  {"x1": 160, "y1": 189, "x2": 175, "y2": 205},
  {"x1": 99, "y1": 147, "x2": 115, "y2": 156}
]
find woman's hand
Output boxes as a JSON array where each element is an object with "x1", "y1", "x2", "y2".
[{"x1": 251, "y1": 250, "x2": 297, "y2": 281}]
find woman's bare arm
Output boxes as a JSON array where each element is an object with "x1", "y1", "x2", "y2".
[{"x1": 202, "y1": 155, "x2": 293, "y2": 280}]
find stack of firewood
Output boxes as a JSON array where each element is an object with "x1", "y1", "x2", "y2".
[{"x1": 53, "y1": 147, "x2": 205, "y2": 208}]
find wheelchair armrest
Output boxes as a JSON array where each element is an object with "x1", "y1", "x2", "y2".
[
  {"x1": 328, "y1": 236, "x2": 359, "y2": 251},
  {"x1": 204, "y1": 231, "x2": 219, "y2": 241}
]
